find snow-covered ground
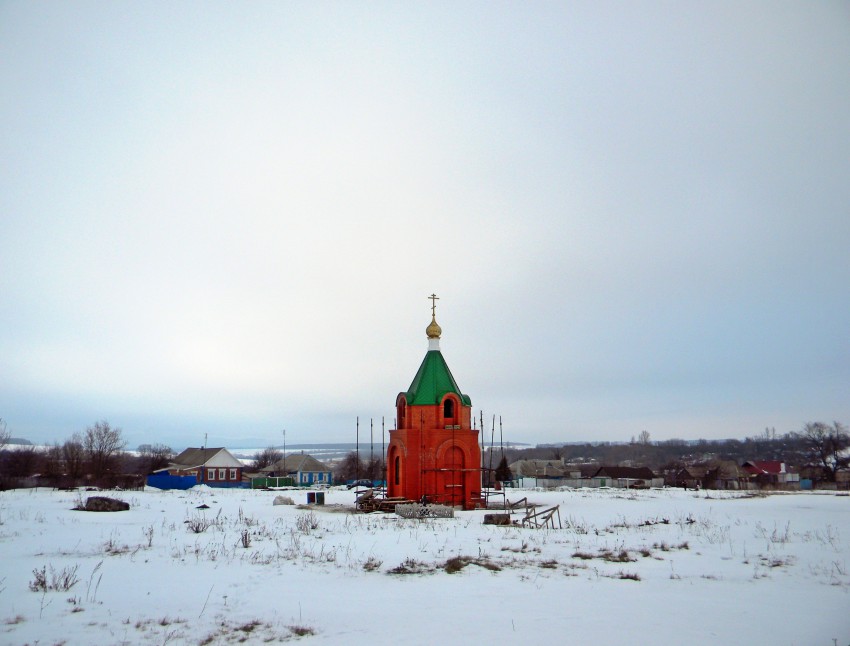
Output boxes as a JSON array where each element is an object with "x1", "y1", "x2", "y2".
[{"x1": 0, "y1": 486, "x2": 847, "y2": 645}]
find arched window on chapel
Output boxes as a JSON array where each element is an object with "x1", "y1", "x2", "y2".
[{"x1": 443, "y1": 398, "x2": 454, "y2": 418}]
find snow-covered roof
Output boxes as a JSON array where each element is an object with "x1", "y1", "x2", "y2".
[
  {"x1": 261, "y1": 453, "x2": 332, "y2": 474},
  {"x1": 171, "y1": 447, "x2": 242, "y2": 469},
  {"x1": 742, "y1": 460, "x2": 786, "y2": 475},
  {"x1": 509, "y1": 459, "x2": 574, "y2": 478}
]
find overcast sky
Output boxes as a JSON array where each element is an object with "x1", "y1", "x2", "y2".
[{"x1": 1, "y1": 2, "x2": 848, "y2": 450}]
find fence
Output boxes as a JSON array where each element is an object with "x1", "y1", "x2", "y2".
[
  {"x1": 251, "y1": 476, "x2": 296, "y2": 489},
  {"x1": 146, "y1": 474, "x2": 197, "y2": 490}
]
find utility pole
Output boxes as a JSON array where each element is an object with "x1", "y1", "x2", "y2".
[
  {"x1": 282, "y1": 429, "x2": 287, "y2": 484},
  {"x1": 382, "y1": 417, "x2": 385, "y2": 486}
]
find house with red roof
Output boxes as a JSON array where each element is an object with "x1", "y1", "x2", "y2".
[{"x1": 742, "y1": 460, "x2": 799, "y2": 489}]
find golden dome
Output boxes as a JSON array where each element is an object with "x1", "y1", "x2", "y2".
[{"x1": 426, "y1": 315, "x2": 442, "y2": 339}]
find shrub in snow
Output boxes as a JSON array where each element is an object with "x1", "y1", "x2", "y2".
[
  {"x1": 29, "y1": 565, "x2": 79, "y2": 592},
  {"x1": 295, "y1": 512, "x2": 319, "y2": 533},
  {"x1": 186, "y1": 516, "x2": 211, "y2": 533}
]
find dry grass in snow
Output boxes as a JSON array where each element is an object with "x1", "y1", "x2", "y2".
[{"x1": 0, "y1": 486, "x2": 848, "y2": 645}]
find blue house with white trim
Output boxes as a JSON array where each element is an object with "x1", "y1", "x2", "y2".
[{"x1": 261, "y1": 453, "x2": 333, "y2": 486}]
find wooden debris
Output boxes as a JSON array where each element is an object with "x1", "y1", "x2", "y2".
[
  {"x1": 396, "y1": 503, "x2": 454, "y2": 519},
  {"x1": 355, "y1": 489, "x2": 415, "y2": 513},
  {"x1": 521, "y1": 504, "x2": 561, "y2": 529}
]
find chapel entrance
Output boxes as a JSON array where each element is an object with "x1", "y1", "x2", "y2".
[{"x1": 438, "y1": 445, "x2": 465, "y2": 507}]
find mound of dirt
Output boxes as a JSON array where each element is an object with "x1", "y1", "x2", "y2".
[{"x1": 77, "y1": 496, "x2": 130, "y2": 512}]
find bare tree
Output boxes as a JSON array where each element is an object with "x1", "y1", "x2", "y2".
[
  {"x1": 799, "y1": 421, "x2": 849, "y2": 482},
  {"x1": 83, "y1": 420, "x2": 126, "y2": 481},
  {"x1": 335, "y1": 451, "x2": 364, "y2": 483},
  {"x1": 363, "y1": 456, "x2": 383, "y2": 482},
  {"x1": 137, "y1": 443, "x2": 174, "y2": 473},
  {"x1": 4, "y1": 445, "x2": 38, "y2": 478},
  {"x1": 0, "y1": 418, "x2": 9, "y2": 452},
  {"x1": 252, "y1": 446, "x2": 283, "y2": 471},
  {"x1": 638, "y1": 430, "x2": 651, "y2": 445},
  {"x1": 41, "y1": 443, "x2": 65, "y2": 485},
  {"x1": 63, "y1": 433, "x2": 86, "y2": 480}
]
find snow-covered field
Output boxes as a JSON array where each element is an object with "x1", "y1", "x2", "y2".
[{"x1": 0, "y1": 486, "x2": 848, "y2": 645}]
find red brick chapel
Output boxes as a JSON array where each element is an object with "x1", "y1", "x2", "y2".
[{"x1": 386, "y1": 295, "x2": 482, "y2": 509}]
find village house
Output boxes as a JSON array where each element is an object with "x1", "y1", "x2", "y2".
[
  {"x1": 152, "y1": 447, "x2": 245, "y2": 488},
  {"x1": 705, "y1": 461, "x2": 750, "y2": 490},
  {"x1": 507, "y1": 461, "x2": 669, "y2": 489},
  {"x1": 673, "y1": 465, "x2": 709, "y2": 489},
  {"x1": 261, "y1": 453, "x2": 333, "y2": 486},
  {"x1": 591, "y1": 466, "x2": 662, "y2": 489},
  {"x1": 742, "y1": 460, "x2": 800, "y2": 489},
  {"x1": 509, "y1": 459, "x2": 583, "y2": 488},
  {"x1": 673, "y1": 462, "x2": 750, "y2": 490},
  {"x1": 798, "y1": 465, "x2": 827, "y2": 489}
]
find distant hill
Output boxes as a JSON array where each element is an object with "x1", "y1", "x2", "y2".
[{"x1": 6, "y1": 438, "x2": 33, "y2": 446}]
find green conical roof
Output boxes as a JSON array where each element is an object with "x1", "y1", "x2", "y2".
[{"x1": 404, "y1": 349, "x2": 471, "y2": 406}]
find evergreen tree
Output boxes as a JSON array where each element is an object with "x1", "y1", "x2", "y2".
[{"x1": 494, "y1": 455, "x2": 512, "y2": 482}]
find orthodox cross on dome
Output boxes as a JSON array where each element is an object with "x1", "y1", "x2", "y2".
[
  {"x1": 428, "y1": 293, "x2": 439, "y2": 316},
  {"x1": 426, "y1": 293, "x2": 442, "y2": 340}
]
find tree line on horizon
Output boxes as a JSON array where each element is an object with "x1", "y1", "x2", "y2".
[
  {"x1": 1, "y1": 418, "x2": 847, "y2": 489},
  {"x1": 499, "y1": 422, "x2": 849, "y2": 483},
  {"x1": 0, "y1": 418, "x2": 393, "y2": 489},
  {"x1": 0, "y1": 419, "x2": 175, "y2": 490}
]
